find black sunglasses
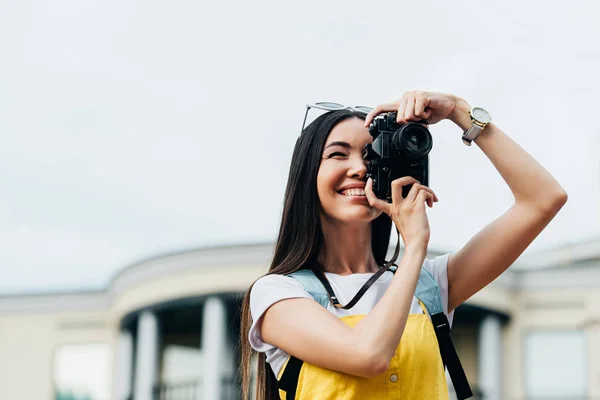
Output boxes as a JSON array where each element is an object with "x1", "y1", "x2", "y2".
[{"x1": 300, "y1": 102, "x2": 373, "y2": 135}]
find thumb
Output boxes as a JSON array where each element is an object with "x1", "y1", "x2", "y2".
[{"x1": 365, "y1": 178, "x2": 391, "y2": 215}]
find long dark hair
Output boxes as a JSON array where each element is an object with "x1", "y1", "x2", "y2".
[{"x1": 240, "y1": 109, "x2": 393, "y2": 400}]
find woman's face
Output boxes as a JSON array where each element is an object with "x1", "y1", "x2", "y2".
[{"x1": 317, "y1": 117, "x2": 382, "y2": 223}]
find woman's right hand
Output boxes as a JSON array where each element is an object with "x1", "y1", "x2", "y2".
[{"x1": 365, "y1": 176, "x2": 438, "y2": 249}]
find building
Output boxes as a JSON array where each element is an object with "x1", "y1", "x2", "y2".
[{"x1": 0, "y1": 240, "x2": 599, "y2": 400}]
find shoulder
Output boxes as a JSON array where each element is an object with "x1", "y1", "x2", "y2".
[
  {"x1": 251, "y1": 273, "x2": 308, "y2": 297},
  {"x1": 422, "y1": 253, "x2": 451, "y2": 282},
  {"x1": 248, "y1": 273, "x2": 315, "y2": 353},
  {"x1": 249, "y1": 273, "x2": 313, "y2": 320},
  {"x1": 421, "y1": 253, "x2": 454, "y2": 322}
]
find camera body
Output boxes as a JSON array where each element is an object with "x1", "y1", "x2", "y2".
[{"x1": 364, "y1": 112, "x2": 433, "y2": 201}]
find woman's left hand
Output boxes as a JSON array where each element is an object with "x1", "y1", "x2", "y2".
[{"x1": 364, "y1": 90, "x2": 470, "y2": 128}]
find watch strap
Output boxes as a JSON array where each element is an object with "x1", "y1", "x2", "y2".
[{"x1": 462, "y1": 123, "x2": 483, "y2": 146}]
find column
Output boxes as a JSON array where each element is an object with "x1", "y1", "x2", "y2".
[
  {"x1": 478, "y1": 315, "x2": 502, "y2": 400},
  {"x1": 587, "y1": 321, "x2": 600, "y2": 398},
  {"x1": 134, "y1": 311, "x2": 159, "y2": 400},
  {"x1": 200, "y1": 297, "x2": 227, "y2": 400},
  {"x1": 114, "y1": 329, "x2": 133, "y2": 400}
]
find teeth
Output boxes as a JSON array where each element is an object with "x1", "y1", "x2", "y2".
[{"x1": 341, "y1": 188, "x2": 366, "y2": 196}]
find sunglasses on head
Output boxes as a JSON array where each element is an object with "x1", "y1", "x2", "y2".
[{"x1": 300, "y1": 102, "x2": 374, "y2": 135}]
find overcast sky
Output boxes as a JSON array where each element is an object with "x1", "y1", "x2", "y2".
[{"x1": 0, "y1": 0, "x2": 598, "y2": 294}]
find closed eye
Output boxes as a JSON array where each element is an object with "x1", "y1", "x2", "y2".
[{"x1": 328, "y1": 152, "x2": 347, "y2": 158}]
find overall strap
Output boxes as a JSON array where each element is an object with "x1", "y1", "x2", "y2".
[
  {"x1": 415, "y1": 268, "x2": 473, "y2": 400},
  {"x1": 415, "y1": 267, "x2": 445, "y2": 315},
  {"x1": 287, "y1": 269, "x2": 330, "y2": 308},
  {"x1": 278, "y1": 356, "x2": 303, "y2": 399}
]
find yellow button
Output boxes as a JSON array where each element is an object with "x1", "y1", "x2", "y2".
[{"x1": 390, "y1": 374, "x2": 398, "y2": 382}]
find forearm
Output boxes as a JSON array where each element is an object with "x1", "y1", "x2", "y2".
[
  {"x1": 353, "y1": 245, "x2": 427, "y2": 366},
  {"x1": 451, "y1": 98, "x2": 567, "y2": 211}
]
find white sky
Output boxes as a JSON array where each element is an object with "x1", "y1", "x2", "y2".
[{"x1": 0, "y1": 0, "x2": 598, "y2": 294}]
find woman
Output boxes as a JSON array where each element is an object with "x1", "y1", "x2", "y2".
[{"x1": 240, "y1": 91, "x2": 567, "y2": 399}]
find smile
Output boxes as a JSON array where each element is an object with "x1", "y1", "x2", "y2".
[{"x1": 338, "y1": 188, "x2": 366, "y2": 197}]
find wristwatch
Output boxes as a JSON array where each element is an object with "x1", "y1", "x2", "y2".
[{"x1": 462, "y1": 107, "x2": 492, "y2": 146}]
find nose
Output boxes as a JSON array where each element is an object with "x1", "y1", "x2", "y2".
[{"x1": 348, "y1": 154, "x2": 368, "y2": 179}]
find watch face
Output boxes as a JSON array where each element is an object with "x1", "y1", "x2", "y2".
[{"x1": 472, "y1": 107, "x2": 492, "y2": 124}]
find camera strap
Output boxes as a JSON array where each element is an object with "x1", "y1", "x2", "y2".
[{"x1": 311, "y1": 228, "x2": 401, "y2": 310}]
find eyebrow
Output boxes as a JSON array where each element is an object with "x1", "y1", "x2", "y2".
[
  {"x1": 324, "y1": 141, "x2": 368, "y2": 151},
  {"x1": 324, "y1": 141, "x2": 351, "y2": 150}
]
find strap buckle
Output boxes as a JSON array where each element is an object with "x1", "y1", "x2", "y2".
[{"x1": 431, "y1": 312, "x2": 451, "y2": 335}]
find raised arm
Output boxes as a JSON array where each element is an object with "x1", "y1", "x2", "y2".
[
  {"x1": 445, "y1": 98, "x2": 567, "y2": 311},
  {"x1": 363, "y1": 90, "x2": 568, "y2": 312}
]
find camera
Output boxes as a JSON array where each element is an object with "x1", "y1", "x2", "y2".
[{"x1": 364, "y1": 112, "x2": 433, "y2": 201}]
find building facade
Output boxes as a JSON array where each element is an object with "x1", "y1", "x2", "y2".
[{"x1": 1, "y1": 241, "x2": 599, "y2": 400}]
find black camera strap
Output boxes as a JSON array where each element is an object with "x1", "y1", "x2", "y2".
[{"x1": 312, "y1": 228, "x2": 401, "y2": 310}]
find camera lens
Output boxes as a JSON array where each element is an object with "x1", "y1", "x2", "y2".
[
  {"x1": 394, "y1": 123, "x2": 432, "y2": 157},
  {"x1": 405, "y1": 129, "x2": 427, "y2": 152}
]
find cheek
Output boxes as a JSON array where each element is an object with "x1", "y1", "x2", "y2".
[
  {"x1": 316, "y1": 171, "x2": 327, "y2": 201},
  {"x1": 316, "y1": 166, "x2": 338, "y2": 203},
  {"x1": 317, "y1": 165, "x2": 335, "y2": 190}
]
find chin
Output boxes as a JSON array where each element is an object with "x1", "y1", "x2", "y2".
[
  {"x1": 332, "y1": 208, "x2": 379, "y2": 223},
  {"x1": 320, "y1": 195, "x2": 380, "y2": 223}
]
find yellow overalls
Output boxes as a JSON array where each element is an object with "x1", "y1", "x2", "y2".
[{"x1": 278, "y1": 302, "x2": 449, "y2": 400}]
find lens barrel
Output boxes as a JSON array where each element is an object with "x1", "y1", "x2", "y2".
[{"x1": 392, "y1": 123, "x2": 433, "y2": 158}]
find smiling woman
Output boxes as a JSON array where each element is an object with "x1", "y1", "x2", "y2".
[
  {"x1": 316, "y1": 118, "x2": 379, "y2": 226},
  {"x1": 239, "y1": 91, "x2": 567, "y2": 400}
]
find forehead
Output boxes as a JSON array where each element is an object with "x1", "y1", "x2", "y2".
[{"x1": 324, "y1": 117, "x2": 372, "y2": 148}]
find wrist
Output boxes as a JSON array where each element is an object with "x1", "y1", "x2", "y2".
[
  {"x1": 449, "y1": 97, "x2": 472, "y2": 131},
  {"x1": 403, "y1": 242, "x2": 428, "y2": 259}
]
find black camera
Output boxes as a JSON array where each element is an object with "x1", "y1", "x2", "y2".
[{"x1": 364, "y1": 112, "x2": 433, "y2": 201}]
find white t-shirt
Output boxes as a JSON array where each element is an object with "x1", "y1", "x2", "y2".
[{"x1": 248, "y1": 253, "x2": 453, "y2": 378}]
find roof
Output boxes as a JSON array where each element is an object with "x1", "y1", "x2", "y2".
[{"x1": 2, "y1": 237, "x2": 600, "y2": 306}]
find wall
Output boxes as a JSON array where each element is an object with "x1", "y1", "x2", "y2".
[{"x1": 0, "y1": 308, "x2": 113, "y2": 400}]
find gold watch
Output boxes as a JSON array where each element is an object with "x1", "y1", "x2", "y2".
[{"x1": 462, "y1": 107, "x2": 492, "y2": 146}]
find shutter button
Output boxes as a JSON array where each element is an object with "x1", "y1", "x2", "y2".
[{"x1": 390, "y1": 374, "x2": 398, "y2": 382}]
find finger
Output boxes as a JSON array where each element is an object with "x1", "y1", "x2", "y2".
[
  {"x1": 390, "y1": 176, "x2": 420, "y2": 205},
  {"x1": 365, "y1": 178, "x2": 391, "y2": 213},
  {"x1": 404, "y1": 94, "x2": 417, "y2": 122},
  {"x1": 416, "y1": 189, "x2": 433, "y2": 207},
  {"x1": 418, "y1": 184, "x2": 438, "y2": 202},
  {"x1": 422, "y1": 190, "x2": 434, "y2": 207},
  {"x1": 414, "y1": 93, "x2": 431, "y2": 121},
  {"x1": 405, "y1": 182, "x2": 438, "y2": 204},
  {"x1": 396, "y1": 95, "x2": 409, "y2": 124},
  {"x1": 403, "y1": 181, "x2": 423, "y2": 204},
  {"x1": 364, "y1": 102, "x2": 399, "y2": 127}
]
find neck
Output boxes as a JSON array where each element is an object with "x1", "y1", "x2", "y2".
[{"x1": 317, "y1": 216, "x2": 378, "y2": 275}]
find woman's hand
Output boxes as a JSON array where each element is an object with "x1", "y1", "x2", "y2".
[
  {"x1": 364, "y1": 90, "x2": 470, "y2": 127},
  {"x1": 365, "y1": 176, "x2": 438, "y2": 250}
]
